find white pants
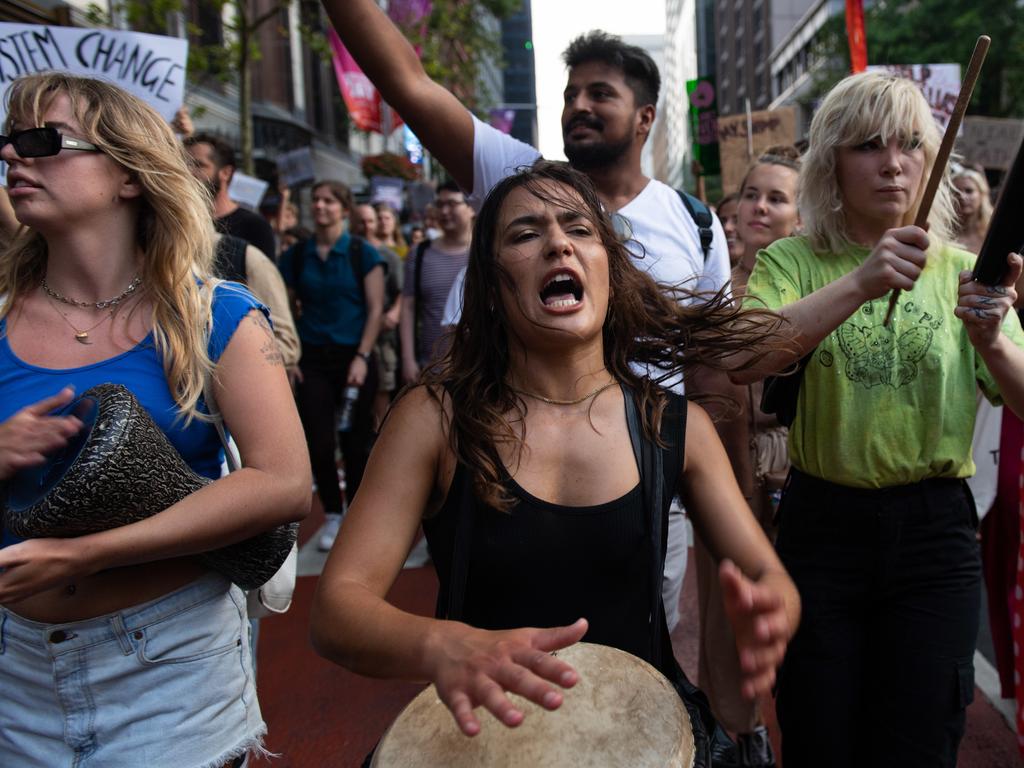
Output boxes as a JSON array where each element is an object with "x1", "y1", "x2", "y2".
[{"x1": 661, "y1": 506, "x2": 688, "y2": 632}]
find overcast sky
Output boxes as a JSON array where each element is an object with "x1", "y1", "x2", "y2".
[{"x1": 531, "y1": 1, "x2": 666, "y2": 158}]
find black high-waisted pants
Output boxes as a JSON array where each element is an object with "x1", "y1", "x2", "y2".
[
  {"x1": 775, "y1": 469, "x2": 980, "y2": 768},
  {"x1": 296, "y1": 343, "x2": 377, "y2": 515}
]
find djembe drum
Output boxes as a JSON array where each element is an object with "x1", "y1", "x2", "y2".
[
  {"x1": 2, "y1": 383, "x2": 295, "y2": 590},
  {"x1": 371, "y1": 642, "x2": 695, "y2": 768}
]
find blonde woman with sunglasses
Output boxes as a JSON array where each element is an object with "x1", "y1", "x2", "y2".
[{"x1": 0, "y1": 73, "x2": 309, "y2": 768}]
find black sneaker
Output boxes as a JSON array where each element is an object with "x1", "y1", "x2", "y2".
[{"x1": 736, "y1": 725, "x2": 776, "y2": 768}]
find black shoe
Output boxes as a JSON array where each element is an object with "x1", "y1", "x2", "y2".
[{"x1": 736, "y1": 726, "x2": 776, "y2": 768}]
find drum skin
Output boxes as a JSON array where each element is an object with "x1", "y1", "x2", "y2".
[
  {"x1": 2, "y1": 383, "x2": 296, "y2": 590},
  {"x1": 371, "y1": 642, "x2": 695, "y2": 768}
]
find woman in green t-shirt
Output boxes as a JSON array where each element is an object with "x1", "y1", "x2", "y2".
[{"x1": 739, "y1": 71, "x2": 1024, "y2": 768}]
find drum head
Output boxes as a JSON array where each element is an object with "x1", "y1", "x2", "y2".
[
  {"x1": 6, "y1": 394, "x2": 98, "y2": 512},
  {"x1": 371, "y1": 642, "x2": 694, "y2": 768}
]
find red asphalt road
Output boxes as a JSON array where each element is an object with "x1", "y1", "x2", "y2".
[{"x1": 253, "y1": 506, "x2": 1021, "y2": 767}]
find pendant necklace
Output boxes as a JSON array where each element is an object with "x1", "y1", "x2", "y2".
[{"x1": 45, "y1": 294, "x2": 114, "y2": 345}]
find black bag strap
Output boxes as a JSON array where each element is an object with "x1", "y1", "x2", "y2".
[
  {"x1": 675, "y1": 189, "x2": 714, "y2": 263},
  {"x1": 412, "y1": 239, "x2": 431, "y2": 357},
  {"x1": 214, "y1": 235, "x2": 248, "y2": 285},
  {"x1": 624, "y1": 388, "x2": 686, "y2": 667}
]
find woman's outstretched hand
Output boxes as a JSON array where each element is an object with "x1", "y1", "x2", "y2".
[
  {"x1": 0, "y1": 387, "x2": 81, "y2": 481},
  {"x1": 425, "y1": 618, "x2": 589, "y2": 736},
  {"x1": 956, "y1": 252, "x2": 1023, "y2": 350},
  {"x1": 719, "y1": 559, "x2": 798, "y2": 700}
]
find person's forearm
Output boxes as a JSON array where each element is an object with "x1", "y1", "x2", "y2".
[
  {"x1": 312, "y1": 578, "x2": 453, "y2": 681},
  {"x1": 977, "y1": 333, "x2": 1024, "y2": 419},
  {"x1": 358, "y1": 304, "x2": 383, "y2": 357},
  {"x1": 733, "y1": 271, "x2": 867, "y2": 383},
  {"x1": 83, "y1": 467, "x2": 309, "y2": 574}
]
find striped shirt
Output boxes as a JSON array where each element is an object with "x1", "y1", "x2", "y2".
[{"x1": 402, "y1": 242, "x2": 469, "y2": 366}]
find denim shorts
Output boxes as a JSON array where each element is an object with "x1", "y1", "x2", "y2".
[{"x1": 0, "y1": 572, "x2": 266, "y2": 768}]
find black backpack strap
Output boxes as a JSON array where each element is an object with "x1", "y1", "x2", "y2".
[
  {"x1": 675, "y1": 189, "x2": 714, "y2": 264},
  {"x1": 349, "y1": 234, "x2": 367, "y2": 305},
  {"x1": 290, "y1": 239, "x2": 310, "y2": 290},
  {"x1": 623, "y1": 388, "x2": 667, "y2": 667},
  {"x1": 412, "y1": 239, "x2": 431, "y2": 358},
  {"x1": 214, "y1": 235, "x2": 248, "y2": 285}
]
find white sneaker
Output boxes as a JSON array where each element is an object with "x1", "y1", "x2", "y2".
[{"x1": 318, "y1": 513, "x2": 344, "y2": 551}]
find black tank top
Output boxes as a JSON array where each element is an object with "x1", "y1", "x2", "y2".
[{"x1": 423, "y1": 390, "x2": 687, "y2": 679}]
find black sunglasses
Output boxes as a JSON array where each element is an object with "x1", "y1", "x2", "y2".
[{"x1": 0, "y1": 127, "x2": 100, "y2": 158}]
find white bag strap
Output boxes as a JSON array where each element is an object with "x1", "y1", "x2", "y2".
[{"x1": 202, "y1": 281, "x2": 240, "y2": 473}]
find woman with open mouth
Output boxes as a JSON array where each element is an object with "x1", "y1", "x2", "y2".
[{"x1": 310, "y1": 160, "x2": 800, "y2": 764}]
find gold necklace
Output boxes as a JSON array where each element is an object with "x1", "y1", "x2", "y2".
[
  {"x1": 510, "y1": 380, "x2": 618, "y2": 406},
  {"x1": 45, "y1": 294, "x2": 114, "y2": 345}
]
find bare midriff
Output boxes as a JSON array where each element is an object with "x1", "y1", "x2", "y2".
[{"x1": 5, "y1": 558, "x2": 210, "y2": 624}]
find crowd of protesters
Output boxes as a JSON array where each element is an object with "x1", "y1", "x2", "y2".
[{"x1": 1, "y1": 6, "x2": 1024, "y2": 768}]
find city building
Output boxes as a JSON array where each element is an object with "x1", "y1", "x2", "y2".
[
  {"x1": 768, "y1": 0, "x2": 842, "y2": 134},
  {"x1": 499, "y1": 0, "x2": 537, "y2": 147},
  {"x1": 649, "y1": 0, "x2": 699, "y2": 190},
  {"x1": 712, "y1": 0, "x2": 774, "y2": 117}
]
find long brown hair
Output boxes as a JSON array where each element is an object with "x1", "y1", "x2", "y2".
[{"x1": 421, "y1": 161, "x2": 791, "y2": 510}]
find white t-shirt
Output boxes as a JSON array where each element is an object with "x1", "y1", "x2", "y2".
[
  {"x1": 442, "y1": 266, "x2": 467, "y2": 328},
  {"x1": 466, "y1": 114, "x2": 731, "y2": 296}
]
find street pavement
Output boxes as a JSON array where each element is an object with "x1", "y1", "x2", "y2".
[{"x1": 252, "y1": 503, "x2": 1022, "y2": 767}]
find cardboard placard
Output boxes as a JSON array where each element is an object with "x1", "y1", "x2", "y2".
[
  {"x1": 959, "y1": 116, "x2": 1024, "y2": 171},
  {"x1": 228, "y1": 172, "x2": 269, "y2": 212},
  {"x1": 718, "y1": 106, "x2": 797, "y2": 194}
]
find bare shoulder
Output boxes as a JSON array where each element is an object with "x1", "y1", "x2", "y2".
[{"x1": 683, "y1": 400, "x2": 720, "y2": 473}]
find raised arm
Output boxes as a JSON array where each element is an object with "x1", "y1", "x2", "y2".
[
  {"x1": 310, "y1": 387, "x2": 586, "y2": 736},
  {"x1": 679, "y1": 402, "x2": 800, "y2": 698},
  {"x1": 320, "y1": 0, "x2": 474, "y2": 190}
]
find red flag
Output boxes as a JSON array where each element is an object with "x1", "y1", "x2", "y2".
[
  {"x1": 846, "y1": 0, "x2": 868, "y2": 73},
  {"x1": 328, "y1": 28, "x2": 403, "y2": 134}
]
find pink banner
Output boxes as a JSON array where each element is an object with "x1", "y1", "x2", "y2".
[{"x1": 328, "y1": 28, "x2": 403, "y2": 134}]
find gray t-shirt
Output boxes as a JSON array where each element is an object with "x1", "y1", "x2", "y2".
[{"x1": 403, "y1": 241, "x2": 469, "y2": 366}]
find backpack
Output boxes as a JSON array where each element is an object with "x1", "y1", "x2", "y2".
[
  {"x1": 674, "y1": 189, "x2": 714, "y2": 263},
  {"x1": 214, "y1": 234, "x2": 248, "y2": 285},
  {"x1": 412, "y1": 238, "x2": 432, "y2": 357}
]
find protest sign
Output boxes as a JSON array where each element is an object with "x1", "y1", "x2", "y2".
[
  {"x1": 228, "y1": 171, "x2": 269, "y2": 212},
  {"x1": 960, "y1": 116, "x2": 1024, "y2": 171},
  {"x1": 718, "y1": 106, "x2": 797, "y2": 194},
  {"x1": 276, "y1": 146, "x2": 316, "y2": 188},
  {"x1": 369, "y1": 176, "x2": 405, "y2": 211},
  {"x1": 867, "y1": 64, "x2": 961, "y2": 132},
  {"x1": 0, "y1": 24, "x2": 187, "y2": 125},
  {"x1": 686, "y1": 77, "x2": 720, "y2": 176}
]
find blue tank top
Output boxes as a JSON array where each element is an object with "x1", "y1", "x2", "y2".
[{"x1": 0, "y1": 282, "x2": 268, "y2": 548}]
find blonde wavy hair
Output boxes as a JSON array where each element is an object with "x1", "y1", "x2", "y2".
[
  {"x1": 952, "y1": 167, "x2": 993, "y2": 234},
  {"x1": 799, "y1": 71, "x2": 957, "y2": 254},
  {"x1": 1, "y1": 72, "x2": 218, "y2": 422}
]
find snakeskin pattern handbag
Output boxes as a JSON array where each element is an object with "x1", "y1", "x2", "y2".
[{"x1": 3, "y1": 383, "x2": 297, "y2": 590}]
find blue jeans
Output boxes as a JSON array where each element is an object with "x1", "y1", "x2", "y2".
[
  {"x1": 0, "y1": 572, "x2": 266, "y2": 767},
  {"x1": 774, "y1": 470, "x2": 980, "y2": 768}
]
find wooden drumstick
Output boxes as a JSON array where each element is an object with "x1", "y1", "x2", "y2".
[{"x1": 883, "y1": 35, "x2": 991, "y2": 327}]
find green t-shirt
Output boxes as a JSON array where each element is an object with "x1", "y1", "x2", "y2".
[{"x1": 746, "y1": 235, "x2": 1024, "y2": 488}]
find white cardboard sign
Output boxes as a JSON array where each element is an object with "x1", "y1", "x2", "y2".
[{"x1": 0, "y1": 24, "x2": 188, "y2": 126}]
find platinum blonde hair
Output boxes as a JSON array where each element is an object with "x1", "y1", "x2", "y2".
[
  {"x1": 1, "y1": 72, "x2": 218, "y2": 423},
  {"x1": 952, "y1": 167, "x2": 993, "y2": 235},
  {"x1": 799, "y1": 71, "x2": 957, "y2": 254}
]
